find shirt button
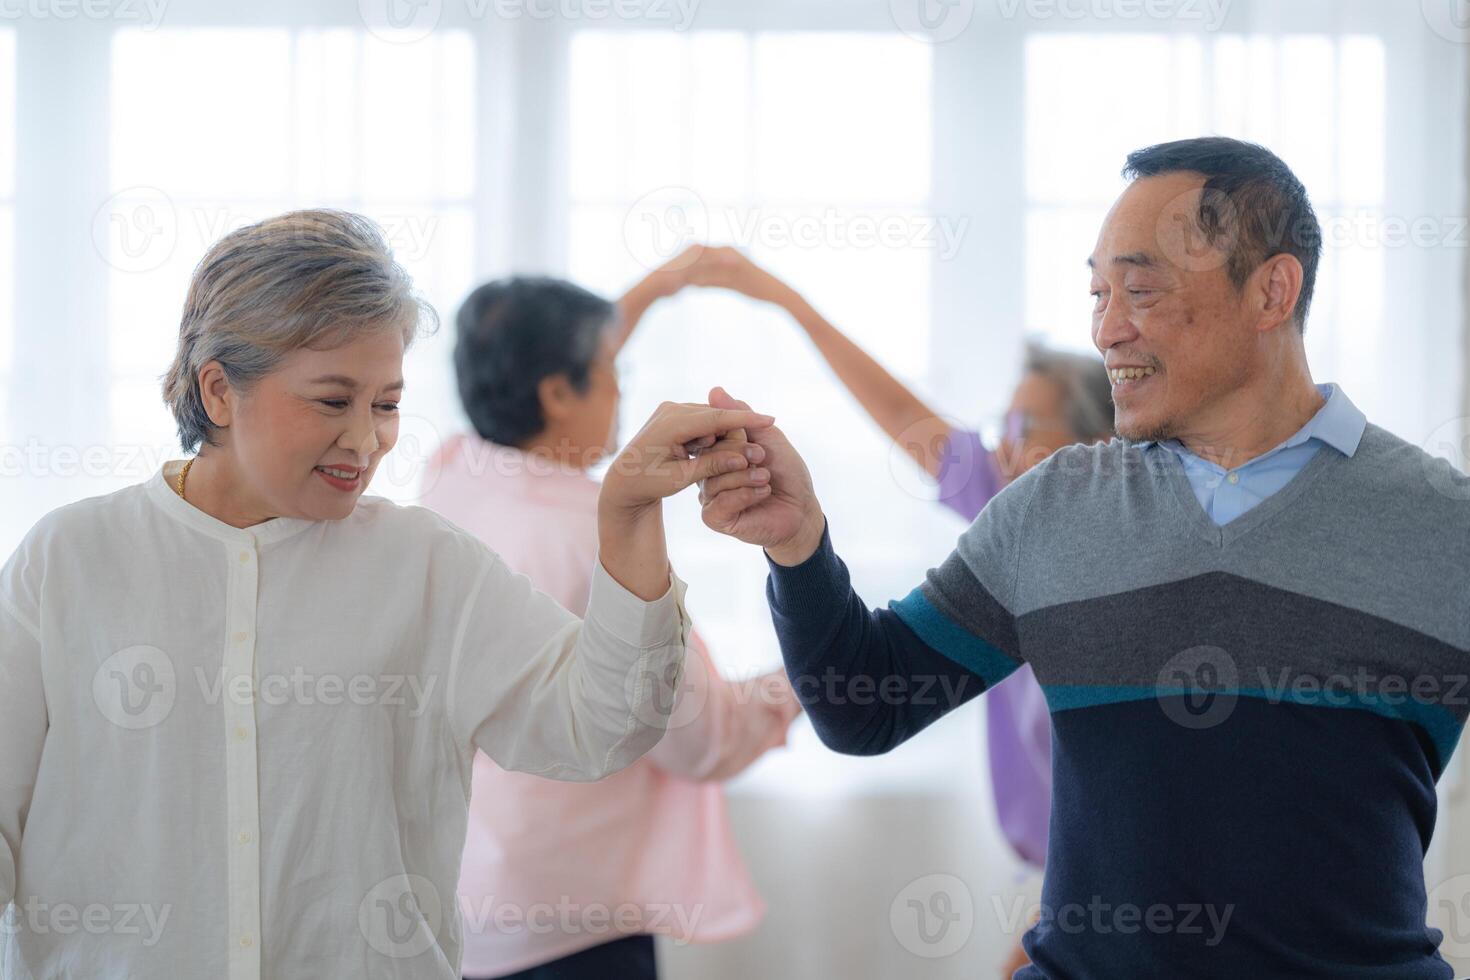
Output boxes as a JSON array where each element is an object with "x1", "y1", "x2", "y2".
[
  {"x1": 238, "y1": 831, "x2": 253, "y2": 844},
  {"x1": 238, "y1": 550, "x2": 251, "y2": 563},
  {"x1": 234, "y1": 727, "x2": 249, "y2": 741},
  {"x1": 239, "y1": 935, "x2": 253, "y2": 948},
  {"x1": 234, "y1": 631, "x2": 248, "y2": 644},
  {"x1": 1227, "y1": 473, "x2": 1240, "y2": 484}
]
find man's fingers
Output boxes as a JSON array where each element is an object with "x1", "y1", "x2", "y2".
[
  {"x1": 708, "y1": 386, "x2": 753, "y2": 413},
  {"x1": 697, "y1": 466, "x2": 770, "y2": 505},
  {"x1": 701, "y1": 485, "x2": 770, "y2": 529}
]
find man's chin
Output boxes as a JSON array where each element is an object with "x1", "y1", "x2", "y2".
[{"x1": 1114, "y1": 410, "x2": 1172, "y2": 445}]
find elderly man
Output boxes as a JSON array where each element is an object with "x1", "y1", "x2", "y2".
[{"x1": 695, "y1": 137, "x2": 1470, "y2": 976}]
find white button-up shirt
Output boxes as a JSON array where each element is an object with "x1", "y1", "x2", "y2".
[{"x1": 0, "y1": 460, "x2": 690, "y2": 979}]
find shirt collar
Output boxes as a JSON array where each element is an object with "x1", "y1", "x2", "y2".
[{"x1": 1132, "y1": 382, "x2": 1366, "y2": 461}]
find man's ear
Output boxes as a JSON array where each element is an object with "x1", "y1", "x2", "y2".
[
  {"x1": 537, "y1": 374, "x2": 575, "y2": 423},
  {"x1": 1254, "y1": 253, "x2": 1304, "y2": 333}
]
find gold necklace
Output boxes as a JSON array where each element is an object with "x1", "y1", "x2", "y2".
[{"x1": 175, "y1": 457, "x2": 194, "y2": 499}]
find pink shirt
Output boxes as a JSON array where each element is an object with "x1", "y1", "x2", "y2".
[{"x1": 421, "y1": 433, "x2": 800, "y2": 976}]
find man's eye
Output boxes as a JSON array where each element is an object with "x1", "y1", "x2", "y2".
[
  {"x1": 376, "y1": 403, "x2": 400, "y2": 413},
  {"x1": 1128, "y1": 288, "x2": 1156, "y2": 296}
]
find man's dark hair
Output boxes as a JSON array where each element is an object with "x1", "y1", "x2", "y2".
[
  {"x1": 453, "y1": 277, "x2": 616, "y2": 447},
  {"x1": 1123, "y1": 137, "x2": 1322, "y2": 332}
]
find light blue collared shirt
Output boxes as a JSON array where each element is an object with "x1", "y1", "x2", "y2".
[{"x1": 1135, "y1": 383, "x2": 1368, "y2": 526}]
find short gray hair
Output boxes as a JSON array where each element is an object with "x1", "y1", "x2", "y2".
[
  {"x1": 161, "y1": 209, "x2": 438, "y2": 453},
  {"x1": 1023, "y1": 341, "x2": 1114, "y2": 441}
]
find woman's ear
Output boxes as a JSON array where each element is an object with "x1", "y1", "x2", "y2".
[
  {"x1": 198, "y1": 360, "x2": 235, "y2": 428},
  {"x1": 536, "y1": 374, "x2": 575, "y2": 423}
]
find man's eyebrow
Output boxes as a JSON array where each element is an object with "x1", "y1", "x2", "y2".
[
  {"x1": 307, "y1": 374, "x2": 406, "y2": 392},
  {"x1": 1086, "y1": 252, "x2": 1160, "y2": 270}
]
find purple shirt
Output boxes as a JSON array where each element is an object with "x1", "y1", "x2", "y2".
[{"x1": 936, "y1": 429, "x2": 1052, "y2": 869}]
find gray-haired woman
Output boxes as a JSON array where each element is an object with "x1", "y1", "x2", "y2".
[{"x1": 0, "y1": 210, "x2": 773, "y2": 979}]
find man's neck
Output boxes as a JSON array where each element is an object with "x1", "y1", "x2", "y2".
[{"x1": 1175, "y1": 376, "x2": 1325, "y2": 470}]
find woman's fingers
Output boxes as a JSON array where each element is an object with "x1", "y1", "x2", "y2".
[
  {"x1": 682, "y1": 433, "x2": 719, "y2": 455},
  {"x1": 664, "y1": 406, "x2": 773, "y2": 445}
]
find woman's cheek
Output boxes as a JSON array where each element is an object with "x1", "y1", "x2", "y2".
[{"x1": 377, "y1": 415, "x2": 401, "y2": 455}]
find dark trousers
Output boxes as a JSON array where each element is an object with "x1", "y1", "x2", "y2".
[{"x1": 466, "y1": 933, "x2": 657, "y2": 980}]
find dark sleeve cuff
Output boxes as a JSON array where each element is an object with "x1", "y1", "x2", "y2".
[{"x1": 764, "y1": 518, "x2": 847, "y2": 614}]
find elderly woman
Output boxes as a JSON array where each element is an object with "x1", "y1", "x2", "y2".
[
  {"x1": 680, "y1": 247, "x2": 1113, "y2": 977},
  {"x1": 0, "y1": 210, "x2": 773, "y2": 979},
  {"x1": 422, "y1": 261, "x2": 801, "y2": 980}
]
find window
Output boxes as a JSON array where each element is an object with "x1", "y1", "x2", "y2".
[
  {"x1": 105, "y1": 27, "x2": 476, "y2": 502},
  {"x1": 568, "y1": 30, "x2": 977, "y2": 795},
  {"x1": 1024, "y1": 33, "x2": 1387, "y2": 416},
  {"x1": 0, "y1": 30, "x2": 13, "y2": 449}
]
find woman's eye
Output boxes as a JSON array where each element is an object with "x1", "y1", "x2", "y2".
[
  {"x1": 376, "y1": 403, "x2": 400, "y2": 413},
  {"x1": 320, "y1": 399, "x2": 349, "y2": 409}
]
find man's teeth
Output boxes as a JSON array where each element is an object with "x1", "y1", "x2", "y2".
[
  {"x1": 317, "y1": 466, "x2": 358, "y2": 480},
  {"x1": 1109, "y1": 366, "x2": 1157, "y2": 384}
]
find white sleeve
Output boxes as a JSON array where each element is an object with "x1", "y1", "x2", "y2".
[
  {"x1": 0, "y1": 538, "x2": 47, "y2": 913},
  {"x1": 445, "y1": 547, "x2": 692, "y2": 782}
]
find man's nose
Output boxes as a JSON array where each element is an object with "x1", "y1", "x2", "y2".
[{"x1": 1093, "y1": 297, "x2": 1137, "y2": 350}]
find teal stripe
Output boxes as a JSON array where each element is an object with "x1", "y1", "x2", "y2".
[
  {"x1": 1041, "y1": 684, "x2": 1463, "y2": 765},
  {"x1": 888, "y1": 587, "x2": 1020, "y2": 687}
]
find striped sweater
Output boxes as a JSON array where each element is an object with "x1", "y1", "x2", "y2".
[{"x1": 767, "y1": 424, "x2": 1470, "y2": 978}]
